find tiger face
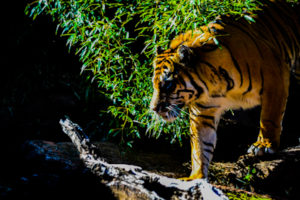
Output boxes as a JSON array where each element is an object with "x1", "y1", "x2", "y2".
[{"x1": 150, "y1": 46, "x2": 201, "y2": 122}]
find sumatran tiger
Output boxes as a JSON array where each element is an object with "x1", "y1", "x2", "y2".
[{"x1": 150, "y1": 0, "x2": 300, "y2": 180}]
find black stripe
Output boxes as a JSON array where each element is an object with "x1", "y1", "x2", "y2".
[
  {"x1": 199, "y1": 115, "x2": 215, "y2": 121},
  {"x1": 177, "y1": 75, "x2": 187, "y2": 88},
  {"x1": 222, "y1": 43, "x2": 243, "y2": 87},
  {"x1": 242, "y1": 64, "x2": 252, "y2": 95},
  {"x1": 156, "y1": 52, "x2": 174, "y2": 58},
  {"x1": 182, "y1": 70, "x2": 203, "y2": 99},
  {"x1": 225, "y1": 21, "x2": 264, "y2": 59},
  {"x1": 263, "y1": 7, "x2": 294, "y2": 63},
  {"x1": 165, "y1": 71, "x2": 174, "y2": 79},
  {"x1": 194, "y1": 68, "x2": 209, "y2": 91},
  {"x1": 155, "y1": 67, "x2": 161, "y2": 71},
  {"x1": 199, "y1": 60, "x2": 221, "y2": 80},
  {"x1": 280, "y1": 15, "x2": 300, "y2": 57},
  {"x1": 282, "y1": 44, "x2": 291, "y2": 65},
  {"x1": 261, "y1": 6, "x2": 295, "y2": 63},
  {"x1": 168, "y1": 96, "x2": 183, "y2": 100},
  {"x1": 156, "y1": 58, "x2": 166, "y2": 65},
  {"x1": 249, "y1": 16, "x2": 279, "y2": 56},
  {"x1": 202, "y1": 121, "x2": 215, "y2": 130},
  {"x1": 203, "y1": 148, "x2": 214, "y2": 155},
  {"x1": 270, "y1": 1, "x2": 300, "y2": 46},
  {"x1": 164, "y1": 59, "x2": 173, "y2": 66},
  {"x1": 231, "y1": 52, "x2": 243, "y2": 87},
  {"x1": 202, "y1": 141, "x2": 215, "y2": 149},
  {"x1": 211, "y1": 94, "x2": 225, "y2": 98},
  {"x1": 203, "y1": 154, "x2": 210, "y2": 162},
  {"x1": 198, "y1": 60, "x2": 219, "y2": 76},
  {"x1": 191, "y1": 113, "x2": 215, "y2": 121},
  {"x1": 199, "y1": 44, "x2": 219, "y2": 52},
  {"x1": 258, "y1": 14, "x2": 283, "y2": 55},
  {"x1": 210, "y1": 24, "x2": 227, "y2": 34},
  {"x1": 269, "y1": 1, "x2": 290, "y2": 17},
  {"x1": 176, "y1": 89, "x2": 194, "y2": 96},
  {"x1": 196, "y1": 103, "x2": 220, "y2": 109},
  {"x1": 259, "y1": 68, "x2": 264, "y2": 95},
  {"x1": 219, "y1": 67, "x2": 234, "y2": 91}
]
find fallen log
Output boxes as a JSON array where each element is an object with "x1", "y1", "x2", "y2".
[{"x1": 59, "y1": 118, "x2": 228, "y2": 200}]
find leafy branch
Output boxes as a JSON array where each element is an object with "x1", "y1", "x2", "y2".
[{"x1": 25, "y1": 0, "x2": 263, "y2": 145}]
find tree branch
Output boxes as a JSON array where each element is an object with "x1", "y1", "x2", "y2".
[{"x1": 59, "y1": 118, "x2": 228, "y2": 200}]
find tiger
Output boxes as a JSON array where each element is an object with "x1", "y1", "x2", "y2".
[{"x1": 150, "y1": 0, "x2": 300, "y2": 180}]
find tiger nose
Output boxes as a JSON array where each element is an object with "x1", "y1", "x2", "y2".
[
  {"x1": 152, "y1": 102, "x2": 170, "y2": 113},
  {"x1": 151, "y1": 105, "x2": 158, "y2": 112}
]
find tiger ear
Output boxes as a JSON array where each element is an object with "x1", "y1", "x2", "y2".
[{"x1": 178, "y1": 45, "x2": 194, "y2": 67}]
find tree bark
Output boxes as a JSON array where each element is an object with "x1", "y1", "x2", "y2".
[{"x1": 59, "y1": 118, "x2": 228, "y2": 200}]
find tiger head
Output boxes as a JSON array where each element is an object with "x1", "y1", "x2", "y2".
[
  {"x1": 150, "y1": 25, "x2": 223, "y2": 122},
  {"x1": 150, "y1": 45, "x2": 204, "y2": 122}
]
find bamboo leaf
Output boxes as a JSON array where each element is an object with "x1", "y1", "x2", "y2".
[{"x1": 25, "y1": 0, "x2": 263, "y2": 144}]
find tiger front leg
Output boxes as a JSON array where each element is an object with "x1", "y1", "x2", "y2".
[
  {"x1": 180, "y1": 106, "x2": 219, "y2": 180},
  {"x1": 247, "y1": 110, "x2": 286, "y2": 156},
  {"x1": 248, "y1": 68, "x2": 289, "y2": 156}
]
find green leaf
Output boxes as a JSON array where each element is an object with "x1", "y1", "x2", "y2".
[
  {"x1": 25, "y1": 0, "x2": 262, "y2": 145},
  {"x1": 244, "y1": 15, "x2": 256, "y2": 23}
]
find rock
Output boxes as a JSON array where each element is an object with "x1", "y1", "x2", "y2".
[
  {"x1": 209, "y1": 145, "x2": 300, "y2": 199},
  {"x1": 3, "y1": 136, "x2": 299, "y2": 199},
  {"x1": 22, "y1": 140, "x2": 83, "y2": 171},
  {"x1": 0, "y1": 140, "x2": 115, "y2": 199}
]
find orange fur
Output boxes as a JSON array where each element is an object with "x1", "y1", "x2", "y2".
[{"x1": 150, "y1": 0, "x2": 299, "y2": 179}]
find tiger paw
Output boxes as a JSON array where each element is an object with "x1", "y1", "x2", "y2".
[
  {"x1": 179, "y1": 173, "x2": 204, "y2": 181},
  {"x1": 247, "y1": 140, "x2": 276, "y2": 156},
  {"x1": 179, "y1": 177, "x2": 195, "y2": 181}
]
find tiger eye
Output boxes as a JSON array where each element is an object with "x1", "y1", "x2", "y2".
[{"x1": 161, "y1": 80, "x2": 176, "y2": 93}]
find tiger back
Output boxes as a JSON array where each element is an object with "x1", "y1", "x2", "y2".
[{"x1": 150, "y1": 0, "x2": 300, "y2": 180}]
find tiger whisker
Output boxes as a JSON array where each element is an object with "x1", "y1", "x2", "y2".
[
  {"x1": 167, "y1": 105, "x2": 180, "y2": 115},
  {"x1": 167, "y1": 106, "x2": 176, "y2": 116},
  {"x1": 171, "y1": 104, "x2": 189, "y2": 116},
  {"x1": 191, "y1": 104, "x2": 202, "y2": 114},
  {"x1": 166, "y1": 106, "x2": 180, "y2": 120}
]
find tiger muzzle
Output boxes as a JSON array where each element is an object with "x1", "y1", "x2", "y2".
[{"x1": 151, "y1": 102, "x2": 170, "y2": 113}]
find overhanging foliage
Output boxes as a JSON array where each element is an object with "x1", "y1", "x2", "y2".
[{"x1": 26, "y1": 0, "x2": 271, "y2": 145}]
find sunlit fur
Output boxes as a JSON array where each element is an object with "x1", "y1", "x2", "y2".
[{"x1": 150, "y1": 0, "x2": 300, "y2": 180}]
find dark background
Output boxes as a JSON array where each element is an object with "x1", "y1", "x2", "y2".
[
  {"x1": 1, "y1": 1, "x2": 116, "y2": 198},
  {"x1": 1, "y1": 1, "x2": 299, "y2": 198}
]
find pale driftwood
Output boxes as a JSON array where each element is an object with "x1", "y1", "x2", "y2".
[{"x1": 59, "y1": 118, "x2": 228, "y2": 200}]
